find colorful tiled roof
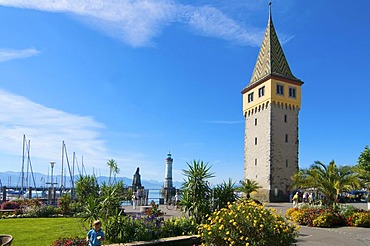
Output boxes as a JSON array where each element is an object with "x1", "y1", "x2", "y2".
[{"x1": 247, "y1": 7, "x2": 299, "y2": 87}]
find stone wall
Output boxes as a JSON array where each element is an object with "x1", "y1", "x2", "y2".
[{"x1": 244, "y1": 101, "x2": 300, "y2": 202}]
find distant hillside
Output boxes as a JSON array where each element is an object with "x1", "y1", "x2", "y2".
[{"x1": 0, "y1": 171, "x2": 182, "y2": 190}]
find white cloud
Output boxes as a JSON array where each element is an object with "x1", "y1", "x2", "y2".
[
  {"x1": 0, "y1": 48, "x2": 40, "y2": 62},
  {"x1": 180, "y1": 5, "x2": 263, "y2": 46},
  {"x1": 0, "y1": 89, "x2": 165, "y2": 180},
  {"x1": 0, "y1": 89, "x2": 108, "y2": 172},
  {"x1": 0, "y1": 0, "x2": 263, "y2": 47}
]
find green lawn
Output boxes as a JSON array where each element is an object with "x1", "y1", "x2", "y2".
[{"x1": 0, "y1": 217, "x2": 88, "y2": 246}]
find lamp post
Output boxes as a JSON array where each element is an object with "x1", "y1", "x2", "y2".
[
  {"x1": 46, "y1": 162, "x2": 57, "y2": 205},
  {"x1": 50, "y1": 162, "x2": 55, "y2": 190}
]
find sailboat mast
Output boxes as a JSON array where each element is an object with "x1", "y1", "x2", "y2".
[
  {"x1": 61, "y1": 141, "x2": 64, "y2": 189},
  {"x1": 21, "y1": 134, "x2": 26, "y2": 193}
]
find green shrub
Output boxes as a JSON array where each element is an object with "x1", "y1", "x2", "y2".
[
  {"x1": 198, "y1": 200, "x2": 298, "y2": 246},
  {"x1": 104, "y1": 214, "x2": 197, "y2": 244},
  {"x1": 59, "y1": 193, "x2": 72, "y2": 215},
  {"x1": 161, "y1": 217, "x2": 197, "y2": 238},
  {"x1": 337, "y1": 204, "x2": 358, "y2": 220},
  {"x1": 105, "y1": 215, "x2": 162, "y2": 243},
  {"x1": 25, "y1": 204, "x2": 58, "y2": 217}
]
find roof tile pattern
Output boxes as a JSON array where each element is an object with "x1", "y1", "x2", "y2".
[{"x1": 248, "y1": 15, "x2": 297, "y2": 86}]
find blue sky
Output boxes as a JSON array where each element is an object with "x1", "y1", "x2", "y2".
[{"x1": 0, "y1": 0, "x2": 369, "y2": 186}]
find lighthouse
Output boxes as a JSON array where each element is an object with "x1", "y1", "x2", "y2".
[
  {"x1": 162, "y1": 152, "x2": 176, "y2": 203},
  {"x1": 164, "y1": 152, "x2": 173, "y2": 189}
]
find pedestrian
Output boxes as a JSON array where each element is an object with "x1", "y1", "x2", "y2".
[
  {"x1": 174, "y1": 192, "x2": 179, "y2": 208},
  {"x1": 132, "y1": 193, "x2": 137, "y2": 209},
  {"x1": 303, "y1": 192, "x2": 308, "y2": 203},
  {"x1": 292, "y1": 192, "x2": 299, "y2": 208},
  {"x1": 309, "y1": 192, "x2": 314, "y2": 204},
  {"x1": 86, "y1": 220, "x2": 105, "y2": 246}
]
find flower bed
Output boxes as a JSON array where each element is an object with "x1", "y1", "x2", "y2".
[{"x1": 286, "y1": 204, "x2": 370, "y2": 228}]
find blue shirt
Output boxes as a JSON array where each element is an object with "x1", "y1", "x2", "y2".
[{"x1": 87, "y1": 228, "x2": 105, "y2": 246}]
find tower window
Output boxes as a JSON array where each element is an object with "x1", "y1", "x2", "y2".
[
  {"x1": 248, "y1": 92, "x2": 254, "y2": 103},
  {"x1": 285, "y1": 134, "x2": 288, "y2": 143},
  {"x1": 276, "y1": 84, "x2": 284, "y2": 95},
  {"x1": 255, "y1": 159, "x2": 257, "y2": 165},
  {"x1": 255, "y1": 137, "x2": 257, "y2": 145},
  {"x1": 258, "y1": 86, "x2": 265, "y2": 97},
  {"x1": 289, "y1": 87, "x2": 296, "y2": 98},
  {"x1": 255, "y1": 118, "x2": 257, "y2": 126},
  {"x1": 286, "y1": 160, "x2": 288, "y2": 167},
  {"x1": 284, "y1": 114, "x2": 287, "y2": 123}
]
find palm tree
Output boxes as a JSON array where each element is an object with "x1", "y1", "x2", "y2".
[
  {"x1": 212, "y1": 178, "x2": 238, "y2": 210},
  {"x1": 107, "y1": 159, "x2": 119, "y2": 185},
  {"x1": 237, "y1": 179, "x2": 262, "y2": 199},
  {"x1": 181, "y1": 160, "x2": 214, "y2": 224},
  {"x1": 292, "y1": 160, "x2": 360, "y2": 206}
]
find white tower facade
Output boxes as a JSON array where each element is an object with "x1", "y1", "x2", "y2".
[{"x1": 164, "y1": 152, "x2": 173, "y2": 189}]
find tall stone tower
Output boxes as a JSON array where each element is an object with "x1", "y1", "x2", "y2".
[{"x1": 241, "y1": 5, "x2": 303, "y2": 202}]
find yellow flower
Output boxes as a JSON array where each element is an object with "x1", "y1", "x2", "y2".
[{"x1": 226, "y1": 231, "x2": 230, "y2": 235}]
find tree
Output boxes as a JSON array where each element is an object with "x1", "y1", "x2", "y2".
[
  {"x1": 356, "y1": 145, "x2": 370, "y2": 189},
  {"x1": 237, "y1": 179, "x2": 262, "y2": 199},
  {"x1": 292, "y1": 161, "x2": 360, "y2": 207},
  {"x1": 358, "y1": 145, "x2": 370, "y2": 172},
  {"x1": 75, "y1": 175, "x2": 99, "y2": 202},
  {"x1": 107, "y1": 159, "x2": 119, "y2": 185},
  {"x1": 212, "y1": 178, "x2": 238, "y2": 210},
  {"x1": 99, "y1": 181, "x2": 125, "y2": 220},
  {"x1": 181, "y1": 160, "x2": 214, "y2": 224}
]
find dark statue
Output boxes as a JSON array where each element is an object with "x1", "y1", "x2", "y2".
[{"x1": 132, "y1": 167, "x2": 142, "y2": 188}]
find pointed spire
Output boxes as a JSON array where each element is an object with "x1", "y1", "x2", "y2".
[
  {"x1": 247, "y1": 3, "x2": 299, "y2": 87},
  {"x1": 269, "y1": 2, "x2": 272, "y2": 21}
]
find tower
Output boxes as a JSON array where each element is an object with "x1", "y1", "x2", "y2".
[
  {"x1": 241, "y1": 4, "x2": 303, "y2": 202},
  {"x1": 164, "y1": 152, "x2": 173, "y2": 189},
  {"x1": 162, "y1": 152, "x2": 176, "y2": 202}
]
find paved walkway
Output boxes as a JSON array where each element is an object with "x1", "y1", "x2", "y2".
[{"x1": 123, "y1": 202, "x2": 370, "y2": 245}]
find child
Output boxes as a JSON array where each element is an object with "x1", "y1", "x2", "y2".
[{"x1": 86, "y1": 220, "x2": 105, "y2": 246}]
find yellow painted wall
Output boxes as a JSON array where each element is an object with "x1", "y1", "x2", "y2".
[{"x1": 242, "y1": 78, "x2": 301, "y2": 114}]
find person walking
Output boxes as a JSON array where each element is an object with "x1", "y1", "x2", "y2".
[
  {"x1": 132, "y1": 193, "x2": 137, "y2": 209},
  {"x1": 292, "y1": 192, "x2": 299, "y2": 208}
]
